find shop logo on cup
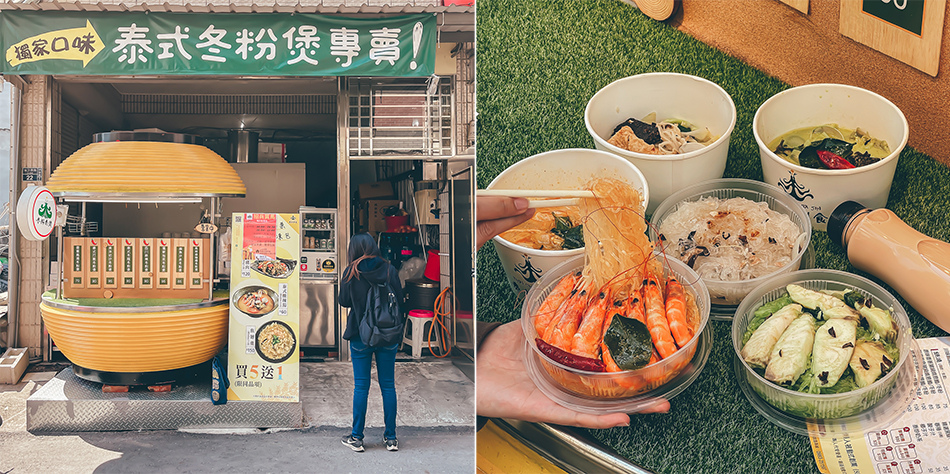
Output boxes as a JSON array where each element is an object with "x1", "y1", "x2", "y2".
[
  {"x1": 515, "y1": 255, "x2": 543, "y2": 284},
  {"x1": 778, "y1": 171, "x2": 814, "y2": 202}
]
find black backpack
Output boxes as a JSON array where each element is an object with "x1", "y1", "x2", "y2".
[{"x1": 359, "y1": 277, "x2": 404, "y2": 347}]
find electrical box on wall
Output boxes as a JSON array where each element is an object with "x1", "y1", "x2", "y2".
[{"x1": 414, "y1": 189, "x2": 439, "y2": 225}]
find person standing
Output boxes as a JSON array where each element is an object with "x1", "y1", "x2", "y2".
[{"x1": 339, "y1": 233, "x2": 404, "y2": 452}]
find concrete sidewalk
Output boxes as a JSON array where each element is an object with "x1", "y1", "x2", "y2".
[{"x1": 0, "y1": 358, "x2": 475, "y2": 473}]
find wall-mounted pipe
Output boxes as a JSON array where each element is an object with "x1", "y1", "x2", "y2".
[{"x1": 8, "y1": 82, "x2": 22, "y2": 348}]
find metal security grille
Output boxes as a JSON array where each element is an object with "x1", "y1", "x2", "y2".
[
  {"x1": 453, "y1": 42, "x2": 475, "y2": 154},
  {"x1": 121, "y1": 94, "x2": 337, "y2": 115},
  {"x1": 347, "y1": 77, "x2": 454, "y2": 157}
]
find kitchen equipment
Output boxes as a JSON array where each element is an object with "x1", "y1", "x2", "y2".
[
  {"x1": 298, "y1": 207, "x2": 338, "y2": 348},
  {"x1": 228, "y1": 130, "x2": 260, "y2": 163},
  {"x1": 405, "y1": 277, "x2": 440, "y2": 313}
]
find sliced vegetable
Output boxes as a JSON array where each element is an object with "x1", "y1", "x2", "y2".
[
  {"x1": 849, "y1": 340, "x2": 894, "y2": 388},
  {"x1": 550, "y1": 214, "x2": 584, "y2": 250},
  {"x1": 787, "y1": 284, "x2": 859, "y2": 320},
  {"x1": 765, "y1": 313, "x2": 816, "y2": 386},
  {"x1": 741, "y1": 303, "x2": 803, "y2": 369},
  {"x1": 843, "y1": 290, "x2": 898, "y2": 341},
  {"x1": 602, "y1": 314, "x2": 653, "y2": 371},
  {"x1": 811, "y1": 318, "x2": 857, "y2": 389},
  {"x1": 535, "y1": 338, "x2": 605, "y2": 372}
]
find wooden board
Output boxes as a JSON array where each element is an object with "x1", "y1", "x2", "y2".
[
  {"x1": 839, "y1": 0, "x2": 945, "y2": 76},
  {"x1": 780, "y1": 0, "x2": 808, "y2": 14}
]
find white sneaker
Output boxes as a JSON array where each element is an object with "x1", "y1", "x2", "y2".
[{"x1": 384, "y1": 437, "x2": 398, "y2": 451}]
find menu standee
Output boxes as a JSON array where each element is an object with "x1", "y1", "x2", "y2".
[{"x1": 227, "y1": 212, "x2": 300, "y2": 403}]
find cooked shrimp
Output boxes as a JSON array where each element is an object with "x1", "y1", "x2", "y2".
[
  {"x1": 535, "y1": 271, "x2": 581, "y2": 336},
  {"x1": 601, "y1": 342, "x2": 623, "y2": 372},
  {"x1": 571, "y1": 290, "x2": 612, "y2": 358},
  {"x1": 643, "y1": 274, "x2": 677, "y2": 359},
  {"x1": 626, "y1": 287, "x2": 646, "y2": 324},
  {"x1": 600, "y1": 298, "x2": 626, "y2": 340},
  {"x1": 543, "y1": 278, "x2": 593, "y2": 350},
  {"x1": 665, "y1": 278, "x2": 694, "y2": 348},
  {"x1": 601, "y1": 342, "x2": 645, "y2": 390}
]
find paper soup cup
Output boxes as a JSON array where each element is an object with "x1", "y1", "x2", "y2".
[
  {"x1": 488, "y1": 149, "x2": 648, "y2": 296},
  {"x1": 753, "y1": 83, "x2": 908, "y2": 231},
  {"x1": 585, "y1": 73, "x2": 737, "y2": 215}
]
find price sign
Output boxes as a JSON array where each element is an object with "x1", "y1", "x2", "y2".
[{"x1": 194, "y1": 222, "x2": 219, "y2": 234}]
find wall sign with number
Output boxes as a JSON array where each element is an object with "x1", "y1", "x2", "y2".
[{"x1": 839, "y1": 0, "x2": 945, "y2": 76}]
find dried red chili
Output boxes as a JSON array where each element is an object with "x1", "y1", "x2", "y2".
[
  {"x1": 817, "y1": 150, "x2": 856, "y2": 169},
  {"x1": 535, "y1": 338, "x2": 606, "y2": 372}
]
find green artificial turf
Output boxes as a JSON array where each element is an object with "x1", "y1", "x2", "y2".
[{"x1": 475, "y1": 1, "x2": 950, "y2": 473}]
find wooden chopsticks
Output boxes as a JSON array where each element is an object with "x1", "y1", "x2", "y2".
[
  {"x1": 476, "y1": 189, "x2": 594, "y2": 209},
  {"x1": 476, "y1": 189, "x2": 595, "y2": 198}
]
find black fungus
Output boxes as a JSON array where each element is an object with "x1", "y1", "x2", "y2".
[{"x1": 612, "y1": 117, "x2": 662, "y2": 144}]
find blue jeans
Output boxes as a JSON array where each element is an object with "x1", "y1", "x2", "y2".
[{"x1": 349, "y1": 339, "x2": 398, "y2": 440}]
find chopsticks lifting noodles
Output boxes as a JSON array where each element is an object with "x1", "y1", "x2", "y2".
[
  {"x1": 477, "y1": 189, "x2": 595, "y2": 198},
  {"x1": 476, "y1": 189, "x2": 593, "y2": 209},
  {"x1": 525, "y1": 198, "x2": 579, "y2": 209}
]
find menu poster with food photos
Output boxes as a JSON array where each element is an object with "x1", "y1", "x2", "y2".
[{"x1": 228, "y1": 212, "x2": 300, "y2": 402}]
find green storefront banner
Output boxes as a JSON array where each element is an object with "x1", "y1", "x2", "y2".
[{"x1": 0, "y1": 11, "x2": 436, "y2": 76}]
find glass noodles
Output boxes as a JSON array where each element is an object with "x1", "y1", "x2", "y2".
[{"x1": 657, "y1": 196, "x2": 806, "y2": 283}]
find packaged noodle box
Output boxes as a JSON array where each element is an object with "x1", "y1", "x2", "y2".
[
  {"x1": 189, "y1": 238, "x2": 205, "y2": 289},
  {"x1": 103, "y1": 238, "x2": 118, "y2": 289},
  {"x1": 86, "y1": 238, "x2": 101, "y2": 289},
  {"x1": 120, "y1": 238, "x2": 136, "y2": 289},
  {"x1": 138, "y1": 238, "x2": 154, "y2": 289},
  {"x1": 173, "y1": 238, "x2": 188, "y2": 290},
  {"x1": 64, "y1": 237, "x2": 84, "y2": 290},
  {"x1": 156, "y1": 238, "x2": 171, "y2": 289}
]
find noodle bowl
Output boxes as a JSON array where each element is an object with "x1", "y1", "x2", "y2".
[
  {"x1": 487, "y1": 149, "x2": 648, "y2": 295},
  {"x1": 256, "y1": 321, "x2": 296, "y2": 363}
]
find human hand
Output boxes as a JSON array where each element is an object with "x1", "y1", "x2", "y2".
[
  {"x1": 476, "y1": 196, "x2": 536, "y2": 249},
  {"x1": 476, "y1": 321, "x2": 670, "y2": 429}
]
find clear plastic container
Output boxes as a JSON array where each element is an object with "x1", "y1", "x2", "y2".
[
  {"x1": 521, "y1": 253, "x2": 711, "y2": 412},
  {"x1": 732, "y1": 269, "x2": 918, "y2": 435},
  {"x1": 650, "y1": 178, "x2": 812, "y2": 319}
]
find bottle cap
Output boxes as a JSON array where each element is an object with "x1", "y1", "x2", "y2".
[{"x1": 828, "y1": 201, "x2": 869, "y2": 248}]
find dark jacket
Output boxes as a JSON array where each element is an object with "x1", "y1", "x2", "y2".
[{"x1": 339, "y1": 256, "x2": 404, "y2": 342}]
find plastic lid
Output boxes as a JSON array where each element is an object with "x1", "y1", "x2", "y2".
[
  {"x1": 408, "y1": 309, "x2": 434, "y2": 318},
  {"x1": 827, "y1": 201, "x2": 869, "y2": 248}
]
